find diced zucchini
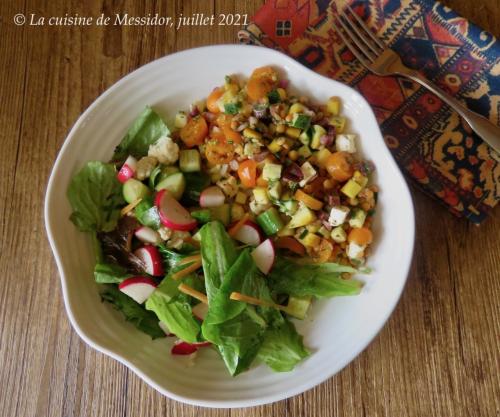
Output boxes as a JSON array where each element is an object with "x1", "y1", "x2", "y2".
[
  {"x1": 190, "y1": 208, "x2": 212, "y2": 223},
  {"x1": 299, "y1": 129, "x2": 311, "y2": 146},
  {"x1": 268, "y1": 181, "x2": 282, "y2": 200},
  {"x1": 285, "y1": 295, "x2": 312, "y2": 320},
  {"x1": 123, "y1": 179, "x2": 150, "y2": 204},
  {"x1": 329, "y1": 116, "x2": 346, "y2": 133},
  {"x1": 262, "y1": 163, "x2": 282, "y2": 181},
  {"x1": 179, "y1": 149, "x2": 201, "y2": 172},
  {"x1": 174, "y1": 111, "x2": 188, "y2": 129},
  {"x1": 253, "y1": 187, "x2": 270, "y2": 205},
  {"x1": 349, "y1": 208, "x2": 367, "y2": 228},
  {"x1": 210, "y1": 204, "x2": 231, "y2": 226},
  {"x1": 279, "y1": 200, "x2": 298, "y2": 216},
  {"x1": 235, "y1": 191, "x2": 247, "y2": 205},
  {"x1": 330, "y1": 226, "x2": 347, "y2": 243},
  {"x1": 290, "y1": 113, "x2": 312, "y2": 130},
  {"x1": 231, "y1": 203, "x2": 245, "y2": 221},
  {"x1": 288, "y1": 103, "x2": 308, "y2": 115},
  {"x1": 155, "y1": 172, "x2": 186, "y2": 200},
  {"x1": 287, "y1": 205, "x2": 316, "y2": 228},
  {"x1": 310, "y1": 124, "x2": 327, "y2": 150},
  {"x1": 277, "y1": 226, "x2": 295, "y2": 237},
  {"x1": 306, "y1": 222, "x2": 321, "y2": 233},
  {"x1": 297, "y1": 145, "x2": 312, "y2": 158},
  {"x1": 257, "y1": 207, "x2": 284, "y2": 235},
  {"x1": 299, "y1": 232, "x2": 321, "y2": 247},
  {"x1": 315, "y1": 148, "x2": 332, "y2": 168},
  {"x1": 326, "y1": 97, "x2": 341, "y2": 116},
  {"x1": 341, "y1": 179, "x2": 363, "y2": 199}
]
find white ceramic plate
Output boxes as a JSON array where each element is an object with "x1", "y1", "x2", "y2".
[{"x1": 45, "y1": 45, "x2": 415, "y2": 408}]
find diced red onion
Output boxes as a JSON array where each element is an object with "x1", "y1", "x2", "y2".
[
  {"x1": 327, "y1": 126, "x2": 336, "y2": 136},
  {"x1": 320, "y1": 135, "x2": 334, "y2": 146},
  {"x1": 283, "y1": 163, "x2": 304, "y2": 182},
  {"x1": 318, "y1": 211, "x2": 329, "y2": 221},
  {"x1": 253, "y1": 151, "x2": 269, "y2": 162},
  {"x1": 322, "y1": 220, "x2": 332, "y2": 231},
  {"x1": 253, "y1": 107, "x2": 267, "y2": 119},
  {"x1": 189, "y1": 105, "x2": 200, "y2": 117},
  {"x1": 203, "y1": 111, "x2": 216, "y2": 122},
  {"x1": 328, "y1": 195, "x2": 341, "y2": 206},
  {"x1": 279, "y1": 79, "x2": 289, "y2": 88}
]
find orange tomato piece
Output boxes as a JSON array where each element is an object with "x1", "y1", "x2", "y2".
[
  {"x1": 206, "y1": 87, "x2": 224, "y2": 113},
  {"x1": 180, "y1": 116, "x2": 208, "y2": 148},
  {"x1": 217, "y1": 114, "x2": 242, "y2": 144},
  {"x1": 347, "y1": 227, "x2": 373, "y2": 245},
  {"x1": 274, "y1": 236, "x2": 306, "y2": 256},
  {"x1": 247, "y1": 66, "x2": 278, "y2": 101},
  {"x1": 205, "y1": 130, "x2": 235, "y2": 165},
  {"x1": 325, "y1": 151, "x2": 354, "y2": 182},
  {"x1": 310, "y1": 239, "x2": 334, "y2": 263},
  {"x1": 238, "y1": 159, "x2": 257, "y2": 188},
  {"x1": 294, "y1": 189, "x2": 323, "y2": 210}
]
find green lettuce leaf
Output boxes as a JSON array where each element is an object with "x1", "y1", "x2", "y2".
[
  {"x1": 199, "y1": 221, "x2": 237, "y2": 303},
  {"x1": 257, "y1": 320, "x2": 309, "y2": 372},
  {"x1": 268, "y1": 257, "x2": 363, "y2": 298},
  {"x1": 101, "y1": 286, "x2": 164, "y2": 339},
  {"x1": 67, "y1": 161, "x2": 124, "y2": 232},
  {"x1": 145, "y1": 276, "x2": 200, "y2": 343},
  {"x1": 113, "y1": 106, "x2": 170, "y2": 160},
  {"x1": 94, "y1": 262, "x2": 130, "y2": 284}
]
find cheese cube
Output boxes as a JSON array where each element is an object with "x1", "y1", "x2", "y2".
[
  {"x1": 299, "y1": 161, "x2": 317, "y2": 187},
  {"x1": 328, "y1": 206, "x2": 350, "y2": 226},
  {"x1": 336, "y1": 134, "x2": 357, "y2": 153},
  {"x1": 347, "y1": 242, "x2": 366, "y2": 260}
]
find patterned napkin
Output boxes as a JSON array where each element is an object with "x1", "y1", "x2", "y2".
[{"x1": 238, "y1": 0, "x2": 499, "y2": 224}]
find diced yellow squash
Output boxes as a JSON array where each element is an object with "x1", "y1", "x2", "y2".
[
  {"x1": 341, "y1": 179, "x2": 363, "y2": 198},
  {"x1": 231, "y1": 203, "x2": 245, "y2": 221},
  {"x1": 315, "y1": 148, "x2": 332, "y2": 168},
  {"x1": 243, "y1": 128, "x2": 262, "y2": 141},
  {"x1": 297, "y1": 145, "x2": 312, "y2": 158},
  {"x1": 277, "y1": 87, "x2": 287, "y2": 100},
  {"x1": 277, "y1": 226, "x2": 295, "y2": 237},
  {"x1": 253, "y1": 187, "x2": 269, "y2": 204},
  {"x1": 288, "y1": 103, "x2": 308, "y2": 115},
  {"x1": 306, "y1": 222, "x2": 321, "y2": 233},
  {"x1": 353, "y1": 170, "x2": 368, "y2": 188},
  {"x1": 262, "y1": 163, "x2": 282, "y2": 181},
  {"x1": 287, "y1": 205, "x2": 316, "y2": 228},
  {"x1": 267, "y1": 138, "x2": 282, "y2": 153},
  {"x1": 329, "y1": 116, "x2": 346, "y2": 133},
  {"x1": 285, "y1": 126, "x2": 301, "y2": 139},
  {"x1": 327, "y1": 97, "x2": 341, "y2": 116},
  {"x1": 310, "y1": 125, "x2": 327, "y2": 149},
  {"x1": 299, "y1": 232, "x2": 321, "y2": 247}
]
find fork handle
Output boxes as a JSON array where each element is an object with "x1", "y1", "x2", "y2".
[{"x1": 403, "y1": 71, "x2": 500, "y2": 154}]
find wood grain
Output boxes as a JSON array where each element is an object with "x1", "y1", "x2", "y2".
[{"x1": 0, "y1": 1, "x2": 498, "y2": 416}]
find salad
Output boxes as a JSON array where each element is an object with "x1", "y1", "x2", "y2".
[{"x1": 67, "y1": 66, "x2": 378, "y2": 375}]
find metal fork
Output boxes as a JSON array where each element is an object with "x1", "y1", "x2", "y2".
[{"x1": 333, "y1": 6, "x2": 500, "y2": 154}]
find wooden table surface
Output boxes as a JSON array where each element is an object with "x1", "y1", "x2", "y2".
[{"x1": 1, "y1": 1, "x2": 498, "y2": 416}]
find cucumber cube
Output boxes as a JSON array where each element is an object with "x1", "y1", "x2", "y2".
[
  {"x1": 262, "y1": 163, "x2": 282, "y2": 181},
  {"x1": 297, "y1": 145, "x2": 312, "y2": 158},
  {"x1": 155, "y1": 172, "x2": 186, "y2": 200},
  {"x1": 290, "y1": 113, "x2": 312, "y2": 130},
  {"x1": 174, "y1": 111, "x2": 188, "y2": 129},
  {"x1": 310, "y1": 125, "x2": 327, "y2": 150},
  {"x1": 349, "y1": 208, "x2": 367, "y2": 228},
  {"x1": 341, "y1": 179, "x2": 363, "y2": 198},
  {"x1": 123, "y1": 179, "x2": 150, "y2": 204},
  {"x1": 253, "y1": 187, "x2": 270, "y2": 205},
  {"x1": 331, "y1": 226, "x2": 347, "y2": 243},
  {"x1": 287, "y1": 205, "x2": 316, "y2": 228},
  {"x1": 285, "y1": 295, "x2": 312, "y2": 320},
  {"x1": 268, "y1": 181, "x2": 282, "y2": 200},
  {"x1": 179, "y1": 149, "x2": 201, "y2": 172}
]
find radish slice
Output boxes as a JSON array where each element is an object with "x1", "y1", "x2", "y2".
[
  {"x1": 171, "y1": 340, "x2": 211, "y2": 355},
  {"x1": 158, "y1": 321, "x2": 175, "y2": 337},
  {"x1": 199, "y1": 186, "x2": 225, "y2": 208},
  {"x1": 233, "y1": 221, "x2": 263, "y2": 246},
  {"x1": 155, "y1": 189, "x2": 197, "y2": 231},
  {"x1": 117, "y1": 155, "x2": 137, "y2": 183},
  {"x1": 118, "y1": 276, "x2": 157, "y2": 304},
  {"x1": 251, "y1": 238, "x2": 275, "y2": 274},
  {"x1": 192, "y1": 303, "x2": 209, "y2": 321},
  {"x1": 135, "y1": 226, "x2": 162, "y2": 245},
  {"x1": 134, "y1": 245, "x2": 164, "y2": 276}
]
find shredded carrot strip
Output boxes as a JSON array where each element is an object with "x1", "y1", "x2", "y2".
[
  {"x1": 228, "y1": 213, "x2": 250, "y2": 237},
  {"x1": 178, "y1": 254, "x2": 202, "y2": 266},
  {"x1": 120, "y1": 198, "x2": 142, "y2": 216},
  {"x1": 229, "y1": 292, "x2": 289, "y2": 313},
  {"x1": 178, "y1": 283, "x2": 208, "y2": 304},
  {"x1": 172, "y1": 260, "x2": 202, "y2": 280}
]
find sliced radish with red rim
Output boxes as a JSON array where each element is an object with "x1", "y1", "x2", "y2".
[
  {"x1": 117, "y1": 155, "x2": 137, "y2": 183},
  {"x1": 251, "y1": 238, "x2": 275, "y2": 274},
  {"x1": 134, "y1": 245, "x2": 164, "y2": 276},
  {"x1": 155, "y1": 189, "x2": 197, "y2": 231},
  {"x1": 118, "y1": 276, "x2": 157, "y2": 304}
]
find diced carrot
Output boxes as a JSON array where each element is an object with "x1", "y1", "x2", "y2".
[{"x1": 294, "y1": 189, "x2": 323, "y2": 210}]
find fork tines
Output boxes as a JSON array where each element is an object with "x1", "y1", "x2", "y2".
[{"x1": 333, "y1": 5, "x2": 387, "y2": 67}]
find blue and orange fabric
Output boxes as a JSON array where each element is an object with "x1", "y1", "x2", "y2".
[{"x1": 239, "y1": 0, "x2": 499, "y2": 224}]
